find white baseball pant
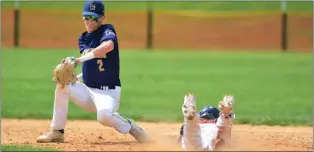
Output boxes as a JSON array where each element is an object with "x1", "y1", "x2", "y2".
[
  {"x1": 181, "y1": 114, "x2": 219, "y2": 151},
  {"x1": 181, "y1": 114, "x2": 235, "y2": 151},
  {"x1": 50, "y1": 81, "x2": 131, "y2": 134}
]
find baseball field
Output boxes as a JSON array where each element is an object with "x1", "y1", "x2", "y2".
[{"x1": 1, "y1": 1, "x2": 313, "y2": 151}]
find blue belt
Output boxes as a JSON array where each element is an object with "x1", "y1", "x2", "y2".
[{"x1": 88, "y1": 85, "x2": 116, "y2": 90}]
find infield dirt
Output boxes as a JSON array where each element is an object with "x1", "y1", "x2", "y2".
[{"x1": 2, "y1": 119, "x2": 313, "y2": 151}]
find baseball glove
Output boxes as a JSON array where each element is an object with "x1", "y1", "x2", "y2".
[{"x1": 52, "y1": 57, "x2": 77, "y2": 88}]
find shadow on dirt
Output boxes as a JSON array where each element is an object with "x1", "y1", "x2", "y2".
[{"x1": 91, "y1": 141, "x2": 138, "y2": 145}]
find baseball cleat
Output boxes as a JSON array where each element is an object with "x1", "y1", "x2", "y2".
[
  {"x1": 222, "y1": 95, "x2": 235, "y2": 105},
  {"x1": 182, "y1": 93, "x2": 197, "y2": 120},
  {"x1": 127, "y1": 119, "x2": 149, "y2": 143},
  {"x1": 36, "y1": 129, "x2": 64, "y2": 143},
  {"x1": 218, "y1": 95, "x2": 235, "y2": 115}
]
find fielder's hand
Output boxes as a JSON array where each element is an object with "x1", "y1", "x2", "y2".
[{"x1": 52, "y1": 57, "x2": 77, "y2": 88}]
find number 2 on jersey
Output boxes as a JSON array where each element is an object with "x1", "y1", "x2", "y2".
[{"x1": 97, "y1": 59, "x2": 105, "y2": 72}]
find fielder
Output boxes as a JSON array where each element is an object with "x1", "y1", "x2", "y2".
[
  {"x1": 177, "y1": 93, "x2": 235, "y2": 151},
  {"x1": 36, "y1": 0, "x2": 148, "y2": 143}
]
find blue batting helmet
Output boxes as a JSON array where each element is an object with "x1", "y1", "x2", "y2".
[{"x1": 199, "y1": 106, "x2": 220, "y2": 120}]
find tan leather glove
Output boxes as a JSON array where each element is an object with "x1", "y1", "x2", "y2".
[{"x1": 52, "y1": 57, "x2": 77, "y2": 88}]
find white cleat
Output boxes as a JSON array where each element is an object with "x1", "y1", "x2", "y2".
[
  {"x1": 219, "y1": 95, "x2": 235, "y2": 115},
  {"x1": 36, "y1": 129, "x2": 64, "y2": 143},
  {"x1": 182, "y1": 93, "x2": 197, "y2": 120},
  {"x1": 127, "y1": 119, "x2": 149, "y2": 143},
  {"x1": 222, "y1": 95, "x2": 235, "y2": 106}
]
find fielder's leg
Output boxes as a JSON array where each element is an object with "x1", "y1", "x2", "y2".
[
  {"x1": 90, "y1": 86, "x2": 149, "y2": 143},
  {"x1": 36, "y1": 82, "x2": 96, "y2": 143},
  {"x1": 181, "y1": 93, "x2": 203, "y2": 151}
]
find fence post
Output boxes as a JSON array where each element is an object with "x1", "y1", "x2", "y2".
[
  {"x1": 146, "y1": 2, "x2": 153, "y2": 50},
  {"x1": 281, "y1": 0, "x2": 287, "y2": 52},
  {"x1": 14, "y1": 0, "x2": 20, "y2": 48}
]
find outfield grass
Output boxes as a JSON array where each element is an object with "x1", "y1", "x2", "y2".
[
  {"x1": 1, "y1": 145, "x2": 58, "y2": 151},
  {"x1": 1, "y1": 1, "x2": 312, "y2": 12},
  {"x1": 1, "y1": 48, "x2": 312, "y2": 126}
]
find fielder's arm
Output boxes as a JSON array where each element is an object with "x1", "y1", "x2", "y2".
[
  {"x1": 81, "y1": 48, "x2": 93, "y2": 55},
  {"x1": 76, "y1": 40, "x2": 114, "y2": 64}
]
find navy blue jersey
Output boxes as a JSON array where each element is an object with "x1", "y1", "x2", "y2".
[{"x1": 78, "y1": 24, "x2": 121, "y2": 87}]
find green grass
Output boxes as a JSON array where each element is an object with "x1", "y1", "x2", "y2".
[
  {"x1": 1, "y1": 1, "x2": 312, "y2": 12},
  {"x1": 1, "y1": 48, "x2": 312, "y2": 126},
  {"x1": 2, "y1": 145, "x2": 58, "y2": 151}
]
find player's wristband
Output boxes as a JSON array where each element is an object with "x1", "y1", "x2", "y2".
[
  {"x1": 78, "y1": 52, "x2": 95, "y2": 63},
  {"x1": 77, "y1": 73, "x2": 83, "y2": 81}
]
